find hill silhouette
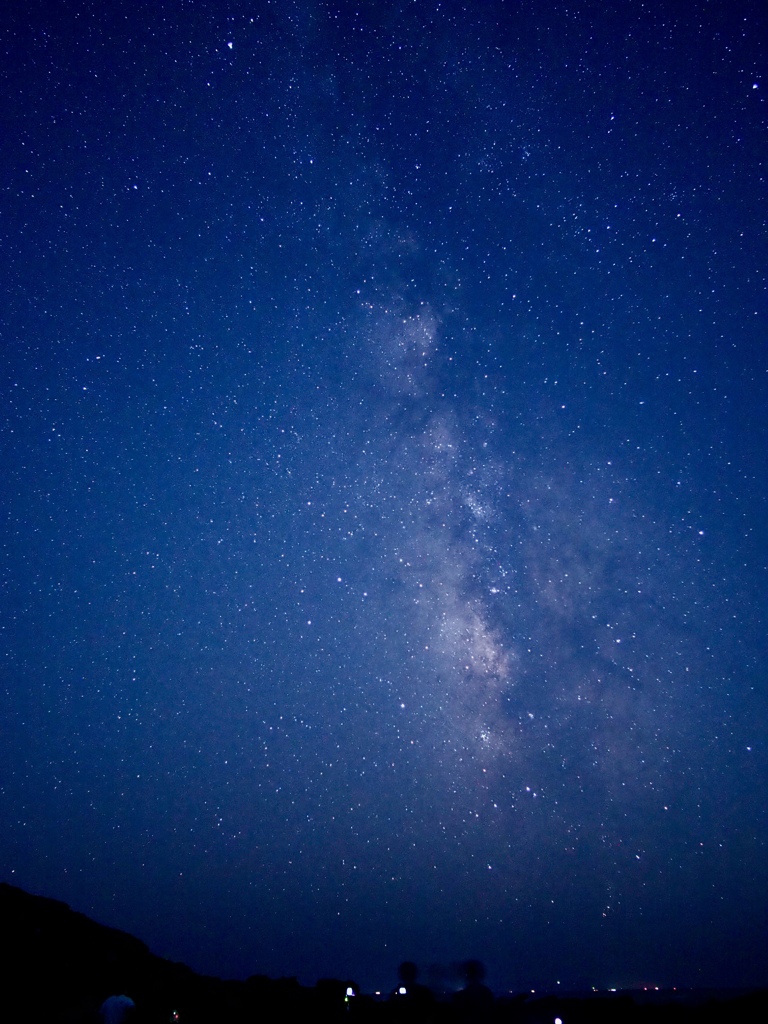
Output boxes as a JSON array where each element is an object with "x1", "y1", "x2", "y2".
[{"x1": 2, "y1": 882, "x2": 765, "y2": 1024}]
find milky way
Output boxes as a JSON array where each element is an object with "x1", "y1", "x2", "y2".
[{"x1": 1, "y1": 0, "x2": 765, "y2": 994}]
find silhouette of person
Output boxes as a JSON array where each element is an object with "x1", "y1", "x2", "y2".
[
  {"x1": 99, "y1": 994, "x2": 136, "y2": 1024},
  {"x1": 452, "y1": 960, "x2": 494, "y2": 1023},
  {"x1": 388, "y1": 961, "x2": 435, "y2": 1023}
]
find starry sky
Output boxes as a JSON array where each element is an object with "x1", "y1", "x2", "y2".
[{"x1": 1, "y1": 0, "x2": 766, "y2": 995}]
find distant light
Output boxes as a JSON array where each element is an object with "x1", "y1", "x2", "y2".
[
  {"x1": 555, "y1": 1018, "x2": 563, "y2": 1024},
  {"x1": 346, "y1": 987, "x2": 355, "y2": 998},
  {"x1": 399, "y1": 986, "x2": 407, "y2": 995},
  {"x1": 227, "y1": 41, "x2": 233, "y2": 49}
]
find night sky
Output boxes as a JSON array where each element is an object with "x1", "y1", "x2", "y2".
[{"x1": 2, "y1": 0, "x2": 766, "y2": 995}]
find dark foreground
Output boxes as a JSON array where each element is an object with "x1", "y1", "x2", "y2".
[{"x1": 2, "y1": 883, "x2": 764, "y2": 1024}]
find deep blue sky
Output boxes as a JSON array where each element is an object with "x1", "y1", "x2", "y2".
[{"x1": 1, "y1": 0, "x2": 766, "y2": 994}]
